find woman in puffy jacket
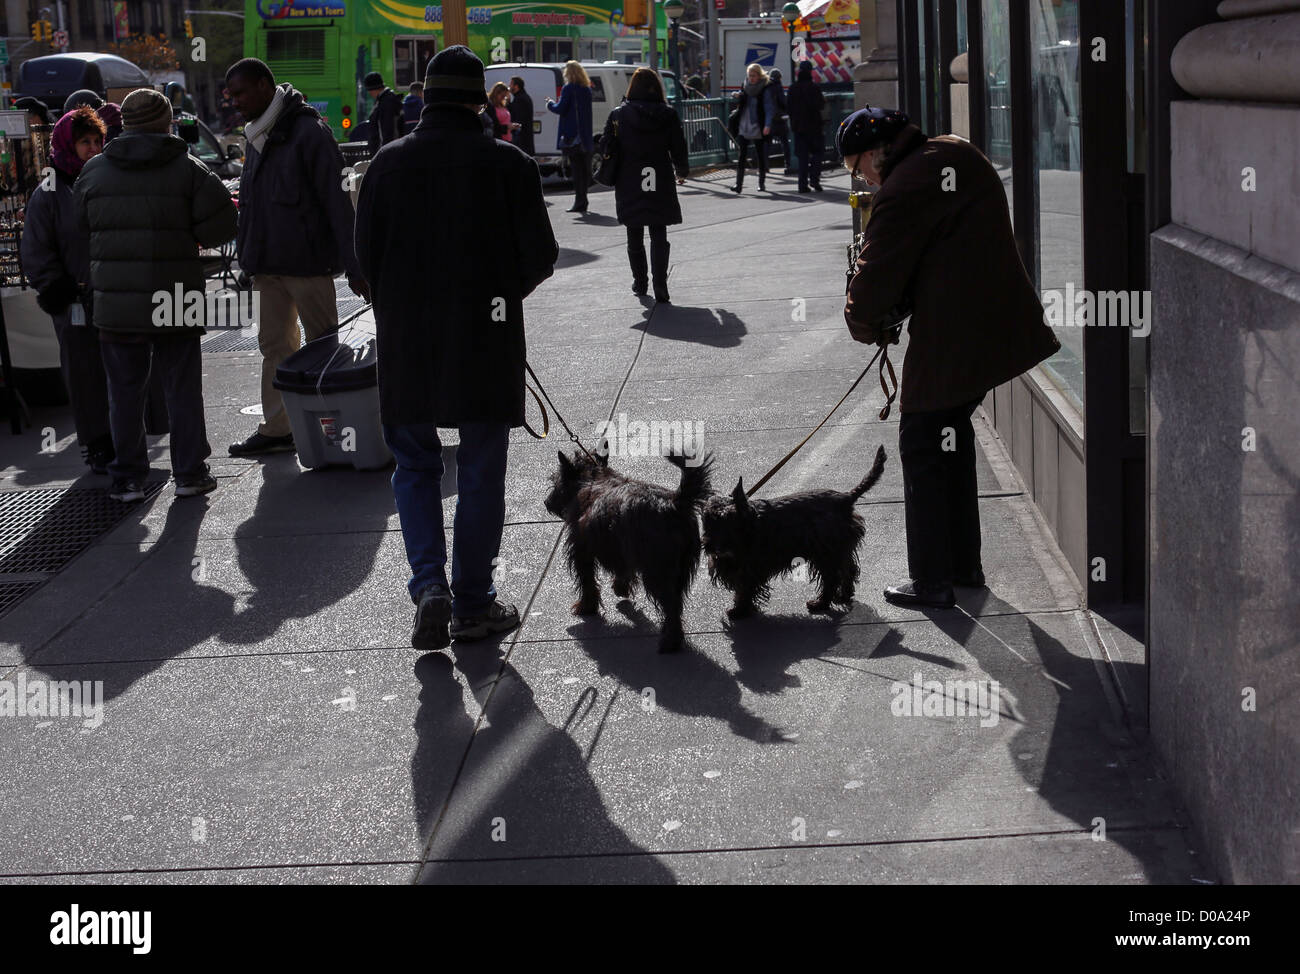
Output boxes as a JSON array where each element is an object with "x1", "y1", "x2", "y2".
[
  {"x1": 20, "y1": 107, "x2": 114, "y2": 473},
  {"x1": 602, "y1": 68, "x2": 688, "y2": 303}
]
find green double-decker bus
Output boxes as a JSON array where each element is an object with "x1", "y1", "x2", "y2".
[{"x1": 244, "y1": 1, "x2": 669, "y2": 140}]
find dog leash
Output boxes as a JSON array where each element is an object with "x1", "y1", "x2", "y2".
[
  {"x1": 745, "y1": 342, "x2": 899, "y2": 498},
  {"x1": 523, "y1": 361, "x2": 600, "y2": 462}
]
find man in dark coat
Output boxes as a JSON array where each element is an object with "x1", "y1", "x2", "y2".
[
  {"x1": 75, "y1": 88, "x2": 238, "y2": 502},
  {"x1": 402, "y1": 82, "x2": 424, "y2": 126},
  {"x1": 786, "y1": 60, "x2": 825, "y2": 192},
  {"x1": 841, "y1": 108, "x2": 1059, "y2": 609},
  {"x1": 507, "y1": 76, "x2": 535, "y2": 156},
  {"x1": 364, "y1": 71, "x2": 407, "y2": 155},
  {"x1": 355, "y1": 46, "x2": 558, "y2": 650},
  {"x1": 225, "y1": 57, "x2": 368, "y2": 457}
]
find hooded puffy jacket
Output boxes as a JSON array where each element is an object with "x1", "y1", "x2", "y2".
[{"x1": 74, "y1": 132, "x2": 237, "y2": 334}]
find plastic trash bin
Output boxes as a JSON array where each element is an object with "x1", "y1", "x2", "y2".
[{"x1": 271, "y1": 332, "x2": 392, "y2": 471}]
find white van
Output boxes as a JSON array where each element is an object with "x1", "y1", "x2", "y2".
[{"x1": 484, "y1": 62, "x2": 679, "y2": 179}]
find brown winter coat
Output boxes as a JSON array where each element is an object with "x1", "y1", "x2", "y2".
[{"x1": 845, "y1": 125, "x2": 1059, "y2": 413}]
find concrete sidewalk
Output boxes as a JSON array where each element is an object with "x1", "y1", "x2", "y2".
[{"x1": 0, "y1": 168, "x2": 1209, "y2": 884}]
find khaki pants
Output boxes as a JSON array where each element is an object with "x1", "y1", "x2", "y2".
[{"x1": 253, "y1": 274, "x2": 339, "y2": 437}]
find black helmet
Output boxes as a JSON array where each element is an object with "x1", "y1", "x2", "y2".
[{"x1": 836, "y1": 107, "x2": 910, "y2": 158}]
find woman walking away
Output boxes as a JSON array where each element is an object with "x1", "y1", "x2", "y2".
[
  {"x1": 20, "y1": 107, "x2": 114, "y2": 474},
  {"x1": 731, "y1": 63, "x2": 778, "y2": 194},
  {"x1": 489, "y1": 82, "x2": 513, "y2": 142},
  {"x1": 787, "y1": 60, "x2": 826, "y2": 193},
  {"x1": 547, "y1": 61, "x2": 594, "y2": 213},
  {"x1": 604, "y1": 68, "x2": 688, "y2": 304}
]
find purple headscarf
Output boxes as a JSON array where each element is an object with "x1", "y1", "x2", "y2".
[{"x1": 50, "y1": 111, "x2": 87, "y2": 178}]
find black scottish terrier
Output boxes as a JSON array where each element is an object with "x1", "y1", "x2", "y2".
[
  {"x1": 544, "y1": 448, "x2": 713, "y2": 653},
  {"x1": 701, "y1": 445, "x2": 887, "y2": 618}
]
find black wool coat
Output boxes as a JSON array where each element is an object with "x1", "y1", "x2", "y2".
[
  {"x1": 604, "y1": 98, "x2": 688, "y2": 229},
  {"x1": 845, "y1": 125, "x2": 1059, "y2": 413},
  {"x1": 509, "y1": 89, "x2": 535, "y2": 156},
  {"x1": 355, "y1": 104, "x2": 559, "y2": 427}
]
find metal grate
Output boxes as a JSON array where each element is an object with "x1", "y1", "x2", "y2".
[
  {"x1": 0, "y1": 483, "x2": 164, "y2": 577},
  {"x1": 201, "y1": 278, "x2": 369, "y2": 354},
  {"x1": 0, "y1": 581, "x2": 42, "y2": 616}
]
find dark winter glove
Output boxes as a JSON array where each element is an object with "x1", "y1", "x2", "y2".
[{"x1": 36, "y1": 276, "x2": 81, "y2": 316}]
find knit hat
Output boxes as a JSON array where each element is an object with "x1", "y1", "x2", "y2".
[
  {"x1": 364, "y1": 71, "x2": 384, "y2": 90},
  {"x1": 836, "y1": 107, "x2": 910, "y2": 157},
  {"x1": 423, "y1": 46, "x2": 487, "y2": 105},
  {"x1": 121, "y1": 88, "x2": 174, "y2": 133}
]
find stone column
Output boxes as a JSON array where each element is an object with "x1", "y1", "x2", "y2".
[
  {"x1": 854, "y1": 0, "x2": 898, "y2": 110},
  {"x1": 949, "y1": 50, "x2": 969, "y2": 138}
]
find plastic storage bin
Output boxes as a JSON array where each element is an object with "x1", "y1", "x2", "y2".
[{"x1": 271, "y1": 333, "x2": 392, "y2": 471}]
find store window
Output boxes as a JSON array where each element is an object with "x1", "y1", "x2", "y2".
[
  {"x1": 982, "y1": 0, "x2": 1013, "y2": 206},
  {"x1": 1031, "y1": 0, "x2": 1084, "y2": 409}
]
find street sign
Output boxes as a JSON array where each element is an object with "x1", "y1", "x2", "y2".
[
  {"x1": 715, "y1": 0, "x2": 724, "y2": 7},
  {"x1": 53, "y1": 29, "x2": 69, "y2": 48},
  {"x1": 0, "y1": 110, "x2": 31, "y2": 139},
  {"x1": 0, "y1": 39, "x2": 9, "y2": 65}
]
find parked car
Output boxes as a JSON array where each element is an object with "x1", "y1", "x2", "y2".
[
  {"x1": 174, "y1": 113, "x2": 243, "y2": 178},
  {"x1": 483, "y1": 62, "x2": 678, "y2": 180},
  {"x1": 16, "y1": 53, "x2": 150, "y2": 114}
]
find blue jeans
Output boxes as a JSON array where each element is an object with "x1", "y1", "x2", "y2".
[{"x1": 383, "y1": 422, "x2": 510, "y2": 616}]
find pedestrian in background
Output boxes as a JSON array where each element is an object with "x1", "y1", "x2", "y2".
[
  {"x1": 489, "y1": 82, "x2": 513, "y2": 142},
  {"x1": 97, "y1": 101, "x2": 123, "y2": 144},
  {"x1": 508, "y1": 76, "x2": 535, "y2": 156},
  {"x1": 547, "y1": 61, "x2": 594, "y2": 213},
  {"x1": 364, "y1": 71, "x2": 406, "y2": 155},
  {"x1": 730, "y1": 63, "x2": 778, "y2": 194},
  {"x1": 21, "y1": 107, "x2": 114, "y2": 474},
  {"x1": 840, "y1": 107, "x2": 1059, "y2": 609},
  {"x1": 75, "y1": 88, "x2": 237, "y2": 502},
  {"x1": 787, "y1": 60, "x2": 825, "y2": 193},
  {"x1": 603, "y1": 68, "x2": 688, "y2": 304},
  {"x1": 224, "y1": 57, "x2": 369, "y2": 457},
  {"x1": 402, "y1": 81, "x2": 424, "y2": 126},
  {"x1": 767, "y1": 67, "x2": 792, "y2": 173},
  {"x1": 355, "y1": 46, "x2": 558, "y2": 649}
]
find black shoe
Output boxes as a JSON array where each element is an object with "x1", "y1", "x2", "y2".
[
  {"x1": 759, "y1": 182, "x2": 767, "y2": 192},
  {"x1": 798, "y1": 185, "x2": 809, "y2": 193},
  {"x1": 108, "y1": 479, "x2": 147, "y2": 503},
  {"x1": 632, "y1": 279, "x2": 648, "y2": 296},
  {"x1": 229, "y1": 432, "x2": 295, "y2": 457},
  {"x1": 450, "y1": 600, "x2": 520, "y2": 642},
  {"x1": 175, "y1": 465, "x2": 218, "y2": 498},
  {"x1": 812, "y1": 184, "x2": 824, "y2": 192},
  {"x1": 883, "y1": 581, "x2": 957, "y2": 609},
  {"x1": 653, "y1": 284, "x2": 670, "y2": 304},
  {"x1": 412, "y1": 586, "x2": 453, "y2": 650},
  {"x1": 82, "y1": 435, "x2": 115, "y2": 475},
  {"x1": 954, "y1": 568, "x2": 986, "y2": 588},
  {"x1": 566, "y1": 205, "x2": 587, "y2": 213},
  {"x1": 730, "y1": 185, "x2": 742, "y2": 194}
]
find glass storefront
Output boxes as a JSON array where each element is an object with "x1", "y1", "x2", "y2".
[{"x1": 982, "y1": 0, "x2": 1013, "y2": 213}]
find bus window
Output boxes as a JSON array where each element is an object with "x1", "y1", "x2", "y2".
[
  {"x1": 577, "y1": 38, "x2": 609, "y2": 61},
  {"x1": 511, "y1": 38, "x2": 537, "y2": 62},
  {"x1": 541, "y1": 38, "x2": 573, "y2": 62},
  {"x1": 394, "y1": 37, "x2": 436, "y2": 87}
]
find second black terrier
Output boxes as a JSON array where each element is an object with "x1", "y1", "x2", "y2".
[
  {"x1": 543, "y1": 449, "x2": 713, "y2": 653},
  {"x1": 702, "y1": 445, "x2": 887, "y2": 618}
]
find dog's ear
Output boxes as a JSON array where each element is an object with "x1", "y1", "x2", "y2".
[
  {"x1": 731, "y1": 477, "x2": 749, "y2": 510},
  {"x1": 557, "y1": 450, "x2": 574, "y2": 475}
]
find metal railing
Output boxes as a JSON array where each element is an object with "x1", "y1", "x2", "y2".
[{"x1": 679, "y1": 91, "x2": 857, "y2": 171}]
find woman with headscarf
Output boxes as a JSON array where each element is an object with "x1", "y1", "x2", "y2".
[
  {"x1": 97, "y1": 102, "x2": 124, "y2": 144},
  {"x1": 20, "y1": 107, "x2": 115, "y2": 473}
]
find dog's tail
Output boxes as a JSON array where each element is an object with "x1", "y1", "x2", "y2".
[
  {"x1": 665, "y1": 450, "x2": 714, "y2": 512},
  {"x1": 848, "y1": 445, "x2": 887, "y2": 501}
]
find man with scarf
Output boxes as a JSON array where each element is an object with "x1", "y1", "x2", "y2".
[
  {"x1": 223, "y1": 57, "x2": 368, "y2": 457},
  {"x1": 20, "y1": 107, "x2": 114, "y2": 473}
]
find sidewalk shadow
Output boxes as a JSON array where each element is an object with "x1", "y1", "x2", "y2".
[
  {"x1": 563, "y1": 599, "x2": 785, "y2": 745},
  {"x1": 412, "y1": 649, "x2": 676, "y2": 883},
  {"x1": 924, "y1": 591, "x2": 1197, "y2": 882},
  {"x1": 633, "y1": 305, "x2": 747, "y2": 349},
  {"x1": 220, "y1": 459, "x2": 385, "y2": 647}
]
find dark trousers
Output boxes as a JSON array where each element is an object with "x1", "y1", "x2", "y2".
[
  {"x1": 382, "y1": 421, "x2": 510, "y2": 615},
  {"x1": 101, "y1": 335, "x2": 210, "y2": 482},
  {"x1": 52, "y1": 316, "x2": 110, "y2": 446},
  {"x1": 735, "y1": 137, "x2": 767, "y2": 188},
  {"x1": 898, "y1": 399, "x2": 983, "y2": 585},
  {"x1": 626, "y1": 225, "x2": 669, "y2": 288},
  {"x1": 565, "y1": 146, "x2": 590, "y2": 210},
  {"x1": 793, "y1": 132, "x2": 823, "y2": 190}
]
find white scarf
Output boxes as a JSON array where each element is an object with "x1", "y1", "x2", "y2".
[{"x1": 244, "y1": 87, "x2": 287, "y2": 155}]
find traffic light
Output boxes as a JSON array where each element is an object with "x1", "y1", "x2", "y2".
[
  {"x1": 623, "y1": 0, "x2": 647, "y2": 28},
  {"x1": 31, "y1": 20, "x2": 52, "y2": 42},
  {"x1": 184, "y1": 18, "x2": 193, "y2": 38}
]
